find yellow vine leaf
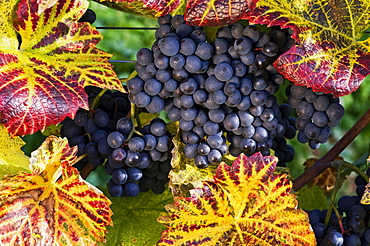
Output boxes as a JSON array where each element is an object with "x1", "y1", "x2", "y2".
[
  {"x1": 158, "y1": 153, "x2": 315, "y2": 245},
  {"x1": 0, "y1": 136, "x2": 112, "y2": 245},
  {"x1": 0, "y1": 125, "x2": 29, "y2": 178},
  {"x1": 169, "y1": 129, "x2": 215, "y2": 197}
]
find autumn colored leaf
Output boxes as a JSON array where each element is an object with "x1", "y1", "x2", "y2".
[
  {"x1": 169, "y1": 128, "x2": 216, "y2": 197},
  {"x1": 36, "y1": 0, "x2": 58, "y2": 14},
  {"x1": 185, "y1": 0, "x2": 254, "y2": 26},
  {"x1": 0, "y1": 136, "x2": 112, "y2": 245},
  {"x1": 0, "y1": 0, "x2": 123, "y2": 136},
  {"x1": 158, "y1": 153, "x2": 315, "y2": 245},
  {"x1": 360, "y1": 156, "x2": 370, "y2": 205},
  {"x1": 247, "y1": 0, "x2": 370, "y2": 97},
  {"x1": 304, "y1": 157, "x2": 345, "y2": 195},
  {"x1": 94, "y1": 0, "x2": 182, "y2": 18},
  {"x1": 0, "y1": 125, "x2": 29, "y2": 178}
]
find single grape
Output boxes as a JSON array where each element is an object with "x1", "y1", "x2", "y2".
[
  {"x1": 112, "y1": 168, "x2": 128, "y2": 185},
  {"x1": 136, "y1": 48, "x2": 153, "y2": 66},
  {"x1": 180, "y1": 38, "x2": 196, "y2": 56},
  {"x1": 127, "y1": 167, "x2": 143, "y2": 181},
  {"x1": 234, "y1": 37, "x2": 252, "y2": 55},
  {"x1": 158, "y1": 37, "x2": 180, "y2": 56},
  {"x1": 207, "y1": 149, "x2": 222, "y2": 164},
  {"x1": 214, "y1": 62, "x2": 233, "y2": 81},
  {"x1": 108, "y1": 181, "x2": 123, "y2": 197},
  {"x1": 326, "y1": 102, "x2": 344, "y2": 122},
  {"x1": 123, "y1": 182, "x2": 140, "y2": 197},
  {"x1": 107, "y1": 131, "x2": 125, "y2": 148},
  {"x1": 195, "y1": 42, "x2": 214, "y2": 60},
  {"x1": 223, "y1": 113, "x2": 240, "y2": 131},
  {"x1": 194, "y1": 154, "x2": 209, "y2": 169}
]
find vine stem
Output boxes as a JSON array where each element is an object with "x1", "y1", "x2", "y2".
[
  {"x1": 81, "y1": 162, "x2": 97, "y2": 180},
  {"x1": 293, "y1": 107, "x2": 370, "y2": 191}
]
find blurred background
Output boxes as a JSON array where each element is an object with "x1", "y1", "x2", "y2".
[{"x1": 21, "y1": 1, "x2": 370, "y2": 197}]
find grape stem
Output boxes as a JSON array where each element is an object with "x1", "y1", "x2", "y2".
[
  {"x1": 73, "y1": 154, "x2": 87, "y2": 165},
  {"x1": 293, "y1": 107, "x2": 370, "y2": 191},
  {"x1": 80, "y1": 162, "x2": 97, "y2": 180},
  {"x1": 324, "y1": 161, "x2": 342, "y2": 226},
  {"x1": 332, "y1": 160, "x2": 369, "y2": 181}
]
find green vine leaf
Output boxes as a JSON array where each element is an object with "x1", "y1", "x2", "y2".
[{"x1": 104, "y1": 188, "x2": 173, "y2": 245}]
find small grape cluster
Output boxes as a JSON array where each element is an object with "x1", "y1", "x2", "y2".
[
  {"x1": 286, "y1": 84, "x2": 345, "y2": 149},
  {"x1": 105, "y1": 118, "x2": 172, "y2": 197},
  {"x1": 128, "y1": 14, "x2": 298, "y2": 168},
  {"x1": 308, "y1": 170, "x2": 370, "y2": 245},
  {"x1": 61, "y1": 87, "x2": 172, "y2": 197}
]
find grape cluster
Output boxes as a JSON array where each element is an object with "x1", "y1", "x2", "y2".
[
  {"x1": 61, "y1": 87, "x2": 172, "y2": 197},
  {"x1": 308, "y1": 170, "x2": 370, "y2": 245},
  {"x1": 127, "y1": 14, "x2": 298, "y2": 168},
  {"x1": 286, "y1": 84, "x2": 344, "y2": 149}
]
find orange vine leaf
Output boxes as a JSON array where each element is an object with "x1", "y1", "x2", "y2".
[
  {"x1": 158, "y1": 153, "x2": 315, "y2": 245},
  {"x1": 0, "y1": 136, "x2": 113, "y2": 245}
]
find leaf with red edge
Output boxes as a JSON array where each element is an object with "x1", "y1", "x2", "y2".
[
  {"x1": 0, "y1": 0, "x2": 124, "y2": 136},
  {"x1": 158, "y1": 153, "x2": 315, "y2": 245},
  {"x1": 0, "y1": 136, "x2": 113, "y2": 245},
  {"x1": 248, "y1": 0, "x2": 370, "y2": 97},
  {"x1": 95, "y1": 0, "x2": 182, "y2": 18},
  {"x1": 185, "y1": 0, "x2": 254, "y2": 26}
]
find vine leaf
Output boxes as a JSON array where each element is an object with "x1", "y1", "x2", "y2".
[
  {"x1": 0, "y1": 0, "x2": 124, "y2": 136},
  {"x1": 105, "y1": 188, "x2": 173, "y2": 245},
  {"x1": 0, "y1": 125, "x2": 29, "y2": 178},
  {"x1": 36, "y1": 0, "x2": 58, "y2": 14},
  {"x1": 185, "y1": 0, "x2": 254, "y2": 26},
  {"x1": 94, "y1": 0, "x2": 182, "y2": 18},
  {"x1": 360, "y1": 155, "x2": 370, "y2": 205},
  {"x1": 0, "y1": 136, "x2": 113, "y2": 245},
  {"x1": 248, "y1": 0, "x2": 370, "y2": 97},
  {"x1": 303, "y1": 157, "x2": 345, "y2": 195},
  {"x1": 158, "y1": 153, "x2": 315, "y2": 245},
  {"x1": 169, "y1": 128, "x2": 215, "y2": 197}
]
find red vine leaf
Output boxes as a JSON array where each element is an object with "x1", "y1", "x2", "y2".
[
  {"x1": 95, "y1": 0, "x2": 182, "y2": 18},
  {"x1": 158, "y1": 153, "x2": 315, "y2": 245},
  {"x1": 185, "y1": 0, "x2": 254, "y2": 26},
  {"x1": 0, "y1": 0, "x2": 124, "y2": 136},
  {"x1": 247, "y1": 0, "x2": 370, "y2": 97},
  {"x1": 0, "y1": 136, "x2": 113, "y2": 245}
]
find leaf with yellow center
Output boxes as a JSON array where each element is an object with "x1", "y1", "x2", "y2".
[
  {"x1": 158, "y1": 153, "x2": 315, "y2": 245},
  {"x1": 0, "y1": 125, "x2": 29, "y2": 178},
  {"x1": 0, "y1": 136, "x2": 112, "y2": 245}
]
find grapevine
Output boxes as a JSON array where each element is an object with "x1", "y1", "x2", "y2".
[{"x1": 0, "y1": 1, "x2": 369, "y2": 245}]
